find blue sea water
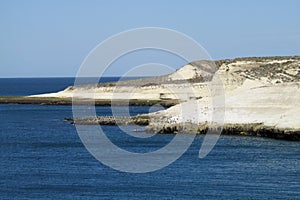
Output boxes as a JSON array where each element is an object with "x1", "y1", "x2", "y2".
[
  {"x1": 0, "y1": 77, "x2": 121, "y2": 96},
  {"x1": 0, "y1": 78, "x2": 300, "y2": 199}
]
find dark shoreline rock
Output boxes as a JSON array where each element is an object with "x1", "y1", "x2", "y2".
[
  {"x1": 146, "y1": 122, "x2": 300, "y2": 141},
  {"x1": 0, "y1": 96, "x2": 178, "y2": 107},
  {"x1": 65, "y1": 115, "x2": 150, "y2": 126},
  {"x1": 65, "y1": 116, "x2": 300, "y2": 141}
]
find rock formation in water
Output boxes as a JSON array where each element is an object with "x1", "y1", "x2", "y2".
[{"x1": 32, "y1": 56, "x2": 300, "y2": 140}]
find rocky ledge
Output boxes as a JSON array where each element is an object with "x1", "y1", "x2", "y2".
[{"x1": 65, "y1": 116, "x2": 300, "y2": 141}]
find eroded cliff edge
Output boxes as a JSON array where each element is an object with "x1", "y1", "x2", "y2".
[{"x1": 36, "y1": 56, "x2": 300, "y2": 140}]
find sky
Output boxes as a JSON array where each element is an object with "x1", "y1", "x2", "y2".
[{"x1": 0, "y1": 0, "x2": 299, "y2": 77}]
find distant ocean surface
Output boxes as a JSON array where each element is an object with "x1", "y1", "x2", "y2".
[
  {"x1": 0, "y1": 78, "x2": 300, "y2": 199},
  {"x1": 0, "y1": 77, "x2": 122, "y2": 96}
]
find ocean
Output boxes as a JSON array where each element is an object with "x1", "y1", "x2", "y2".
[{"x1": 0, "y1": 78, "x2": 299, "y2": 199}]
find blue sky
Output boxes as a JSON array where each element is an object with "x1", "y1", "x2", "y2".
[{"x1": 0, "y1": 0, "x2": 299, "y2": 77}]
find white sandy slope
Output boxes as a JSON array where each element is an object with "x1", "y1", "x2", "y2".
[
  {"x1": 151, "y1": 82, "x2": 300, "y2": 130},
  {"x1": 32, "y1": 58, "x2": 299, "y2": 100},
  {"x1": 31, "y1": 83, "x2": 207, "y2": 101},
  {"x1": 30, "y1": 62, "x2": 216, "y2": 100}
]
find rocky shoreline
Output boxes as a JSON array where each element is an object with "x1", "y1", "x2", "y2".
[
  {"x1": 65, "y1": 115, "x2": 150, "y2": 126},
  {"x1": 0, "y1": 96, "x2": 178, "y2": 107},
  {"x1": 146, "y1": 122, "x2": 300, "y2": 141},
  {"x1": 65, "y1": 115, "x2": 300, "y2": 141}
]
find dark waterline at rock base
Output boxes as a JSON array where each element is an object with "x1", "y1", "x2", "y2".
[{"x1": 66, "y1": 116, "x2": 300, "y2": 141}]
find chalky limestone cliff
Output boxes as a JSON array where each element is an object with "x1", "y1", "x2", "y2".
[{"x1": 34, "y1": 56, "x2": 300, "y2": 140}]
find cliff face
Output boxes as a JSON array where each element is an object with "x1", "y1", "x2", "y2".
[
  {"x1": 148, "y1": 56, "x2": 300, "y2": 134},
  {"x1": 39, "y1": 55, "x2": 300, "y2": 138}
]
